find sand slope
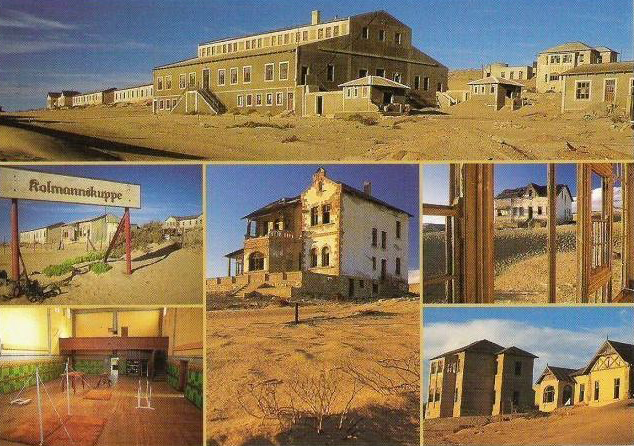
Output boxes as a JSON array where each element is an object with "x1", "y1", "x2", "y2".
[
  {"x1": 423, "y1": 398, "x2": 634, "y2": 445},
  {"x1": 207, "y1": 299, "x2": 420, "y2": 446}
]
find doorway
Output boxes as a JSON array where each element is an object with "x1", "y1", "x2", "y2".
[
  {"x1": 348, "y1": 278, "x2": 354, "y2": 297},
  {"x1": 316, "y1": 96, "x2": 323, "y2": 116},
  {"x1": 383, "y1": 91, "x2": 393, "y2": 104},
  {"x1": 202, "y1": 69, "x2": 210, "y2": 90},
  {"x1": 179, "y1": 360, "x2": 188, "y2": 392},
  {"x1": 604, "y1": 79, "x2": 616, "y2": 102},
  {"x1": 381, "y1": 259, "x2": 387, "y2": 281},
  {"x1": 301, "y1": 66, "x2": 309, "y2": 85},
  {"x1": 562, "y1": 385, "x2": 573, "y2": 406}
]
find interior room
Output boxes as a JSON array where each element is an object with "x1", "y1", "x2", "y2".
[{"x1": 0, "y1": 307, "x2": 203, "y2": 446}]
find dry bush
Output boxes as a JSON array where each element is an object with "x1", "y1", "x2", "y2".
[
  {"x1": 228, "y1": 120, "x2": 294, "y2": 130},
  {"x1": 281, "y1": 134, "x2": 300, "y2": 143},
  {"x1": 110, "y1": 221, "x2": 166, "y2": 257},
  {"x1": 343, "y1": 353, "x2": 420, "y2": 396},
  {"x1": 345, "y1": 113, "x2": 378, "y2": 126}
]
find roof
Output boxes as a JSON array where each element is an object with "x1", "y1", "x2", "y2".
[
  {"x1": 562, "y1": 61, "x2": 633, "y2": 76},
  {"x1": 430, "y1": 339, "x2": 504, "y2": 360},
  {"x1": 60, "y1": 90, "x2": 80, "y2": 96},
  {"x1": 116, "y1": 83, "x2": 154, "y2": 91},
  {"x1": 536, "y1": 365, "x2": 578, "y2": 384},
  {"x1": 580, "y1": 339, "x2": 634, "y2": 375},
  {"x1": 243, "y1": 196, "x2": 301, "y2": 220},
  {"x1": 495, "y1": 183, "x2": 571, "y2": 200},
  {"x1": 594, "y1": 46, "x2": 618, "y2": 53},
  {"x1": 497, "y1": 346, "x2": 538, "y2": 359},
  {"x1": 224, "y1": 248, "x2": 244, "y2": 259},
  {"x1": 21, "y1": 221, "x2": 65, "y2": 233},
  {"x1": 77, "y1": 87, "x2": 117, "y2": 96},
  {"x1": 468, "y1": 76, "x2": 524, "y2": 87},
  {"x1": 168, "y1": 214, "x2": 202, "y2": 221},
  {"x1": 541, "y1": 41, "x2": 594, "y2": 53},
  {"x1": 339, "y1": 75, "x2": 410, "y2": 89},
  {"x1": 47, "y1": 92, "x2": 61, "y2": 98},
  {"x1": 339, "y1": 182, "x2": 413, "y2": 217},
  {"x1": 65, "y1": 214, "x2": 120, "y2": 225}
]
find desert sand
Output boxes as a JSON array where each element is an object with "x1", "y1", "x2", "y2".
[
  {"x1": 423, "y1": 398, "x2": 634, "y2": 445},
  {"x1": 1, "y1": 84, "x2": 631, "y2": 162},
  {"x1": 0, "y1": 242, "x2": 203, "y2": 305},
  {"x1": 207, "y1": 299, "x2": 420, "y2": 446}
]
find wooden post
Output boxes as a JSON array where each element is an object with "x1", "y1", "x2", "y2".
[
  {"x1": 624, "y1": 164, "x2": 634, "y2": 292},
  {"x1": 124, "y1": 208, "x2": 132, "y2": 275},
  {"x1": 10, "y1": 199, "x2": 20, "y2": 286},
  {"x1": 227, "y1": 258, "x2": 231, "y2": 277},
  {"x1": 294, "y1": 303, "x2": 299, "y2": 324},
  {"x1": 576, "y1": 164, "x2": 591, "y2": 303},
  {"x1": 547, "y1": 164, "x2": 557, "y2": 303}
]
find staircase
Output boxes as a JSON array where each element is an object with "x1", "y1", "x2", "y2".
[
  {"x1": 197, "y1": 88, "x2": 226, "y2": 114},
  {"x1": 435, "y1": 91, "x2": 457, "y2": 108}
]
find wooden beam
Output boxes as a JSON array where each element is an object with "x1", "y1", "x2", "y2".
[
  {"x1": 576, "y1": 164, "x2": 591, "y2": 303},
  {"x1": 59, "y1": 336, "x2": 169, "y2": 352},
  {"x1": 547, "y1": 164, "x2": 557, "y2": 303},
  {"x1": 422, "y1": 203, "x2": 460, "y2": 217},
  {"x1": 624, "y1": 164, "x2": 634, "y2": 291},
  {"x1": 423, "y1": 273, "x2": 456, "y2": 287}
]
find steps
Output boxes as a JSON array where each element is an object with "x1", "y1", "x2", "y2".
[{"x1": 197, "y1": 88, "x2": 226, "y2": 114}]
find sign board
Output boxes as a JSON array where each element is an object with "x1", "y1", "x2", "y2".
[{"x1": 0, "y1": 167, "x2": 141, "y2": 209}]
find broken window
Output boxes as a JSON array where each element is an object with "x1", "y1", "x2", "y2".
[
  {"x1": 249, "y1": 252, "x2": 265, "y2": 271},
  {"x1": 362, "y1": 27, "x2": 369, "y2": 39},
  {"x1": 376, "y1": 68, "x2": 385, "y2": 77},
  {"x1": 322, "y1": 204, "x2": 331, "y2": 224},
  {"x1": 321, "y1": 246, "x2": 330, "y2": 266},
  {"x1": 395, "y1": 257, "x2": 401, "y2": 276},
  {"x1": 576, "y1": 81, "x2": 590, "y2": 100},
  {"x1": 310, "y1": 248, "x2": 318, "y2": 267},
  {"x1": 423, "y1": 77, "x2": 430, "y2": 91},
  {"x1": 396, "y1": 221, "x2": 401, "y2": 239},
  {"x1": 543, "y1": 386, "x2": 555, "y2": 403},
  {"x1": 381, "y1": 231, "x2": 387, "y2": 249},
  {"x1": 395, "y1": 32, "x2": 402, "y2": 44},
  {"x1": 414, "y1": 76, "x2": 421, "y2": 90},
  {"x1": 327, "y1": 64, "x2": 335, "y2": 82},
  {"x1": 372, "y1": 228, "x2": 378, "y2": 246},
  {"x1": 311, "y1": 207, "x2": 319, "y2": 226},
  {"x1": 372, "y1": 256, "x2": 376, "y2": 270},
  {"x1": 378, "y1": 29, "x2": 385, "y2": 41}
]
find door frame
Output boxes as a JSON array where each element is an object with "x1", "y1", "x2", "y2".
[{"x1": 603, "y1": 78, "x2": 616, "y2": 103}]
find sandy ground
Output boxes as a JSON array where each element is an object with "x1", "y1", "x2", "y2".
[
  {"x1": 0, "y1": 376, "x2": 202, "y2": 446},
  {"x1": 1, "y1": 90, "x2": 631, "y2": 161},
  {"x1": 207, "y1": 299, "x2": 420, "y2": 446},
  {"x1": 0, "y1": 242, "x2": 203, "y2": 304},
  {"x1": 423, "y1": 398, "x2": 634, "y2": 445}
]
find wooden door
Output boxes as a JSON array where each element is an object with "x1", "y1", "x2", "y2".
[
  {"x1": 604, "y1": 79, "x2": 616, "y2": 102},
  {"x1": 202, "y1": 69, "x2": 210, "y2": 90}
]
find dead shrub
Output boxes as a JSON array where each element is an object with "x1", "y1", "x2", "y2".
[
  {"x1": 345, "y1": 113, "x2": 378, "y2": 126},
  {"x1": 228, "y1": 120, "x2": 294, "y2": 130},
  {"x1": 343, "y1": 353, "x2": 419, "y2": 396},
  {"x1": 282, "y1": 135, "x2": 300, "y2": 143}
]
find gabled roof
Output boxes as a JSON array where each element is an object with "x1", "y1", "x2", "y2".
[
  {"x1": 468, "y1": 76, "x2": 524, "y2": 87},
  {"x1": 541, "y1": 41, "x2": 594, "y2": 53},
  {"x1": 339, "y1": 75, "x2": 410, "y2": 89},
  {"x1": 535, "y1": 365, "x2": 579, "y2": 384},
  {"x1": 594, "y1": 46, "x2": 618, "y2": 53},
  {"x1": 497, "y1": 346, "x2": 538, "y2": 359},
  {"x1": 22, "y1": 221, "x2": 66, "y2": 232},
  {"x1": 495, "y1": 183, "x2": 571, "y2": 200},
  {"x1": 60, "y1": 90, "x2": 80, "y2": 96},
  {"x1": 339, "y1": 182, "x2": 413, "y2": 217},
  {"x1": 580, "y1": 339, "x2": 634, "y2": 375},
  {"x1": 430, "y1": 339, "x2": 504, "y2": 360},
  {"x1": 562, "y1": 61, "x2": 633, "y2": 76},
  {"x1": 243, "y1": 196, "x2": 301, "y2": 220},
  {"x1": 47, "y1": 92, "x2": 61, "y2": 98}
]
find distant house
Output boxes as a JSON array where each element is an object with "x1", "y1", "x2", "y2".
[
  {"x1": 114, "y1": 83, "x2": 154, "y2": 104},
  {"x1": 72, "y1": 88, "x2": 117, "y2": 106},
  {"x1": 58, "y1": 90, "x2": 80, "y2": 107},
  {"x1": 494, "y1": 183, "x2": 573, "y2": 226},
  {"x1": 467, "y1": 76, "x2": 524, "y2": 110},
  {"x1": 46, "y1": 92, "x2": 61, "y2": 109},
  {"x1": 60, "y1": 214, "x2": 121, "y2": 248},
  {"x1": 19, "y1": 222, "x2": 65, "y2": 245},
  {"x1": 483, "y1": 62, "x2": 534, "y2": 81},
  {"x1": 163, "y1": 214, "x2": 203, "y2": 230},
  {"x1": 536, "y1": 42, "x2": 620, "y2": 93},
  {"x1": 560, "y1": 61, "x2": 633, "y2": 117}
]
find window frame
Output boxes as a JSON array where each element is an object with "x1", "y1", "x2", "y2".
[
  {"x1": 230, "y1": 67, "x2": 239, "y2": 85},
  {"x1": 575, "y1": 80, "x2": 591, "y2": 101},
  {"x1": 188, "y1": 72, "x2": 196, "y2": 89},
  {"x1": 243, "y1": 66, "x2": 252, "y2": 84},
  {"x1": 265, "y1": 63, "x2": 275, "y2": 82},
  {"x1": 218, "y1": 69, "x2": 226, "y2": 86},
  {"x1": 237, "y1": 95, "x2": 244, "y2": 107},
  {"x1": 279, "y1": 61, "x2": 289, "y2": 81},
  {"x1": 276, "y1": 91, "x2": 284, "y2": 106}
]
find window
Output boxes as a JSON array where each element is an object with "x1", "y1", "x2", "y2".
[
  {"x1": 414, "y1": 76, "x2": 421, "y2": 90},
  {"x1": 172, "y1": 98, "x2": 177, "y2": 108},
  {"x1": 310, "y1": 248, "x2": 318, "y2": 267},
  {"x1": 538, "y1": 206, "x2": 543, "y2": 215},
  {"x1": 372, "y1": 228, "x2": 378, "y2": 246},
  {"x1": 372, "y1": 256, "x2": 376, "y2": 270},
  {"x1": 490, "y1": 85, "x2": 495, "y2": 94},
  {"x1": 276, "y1": 92, "x2": 284, "y2": 105},
  {"x1": 378, "y1": 29, "x2": 385, "y2": 41},
  {"x1": 431, "y1": 362, "x2": 437, "y2": 375},
  {"x1": 158, "y1": 99, "x2": 164, "y2": 110},
  {"x1": 563, "y1": 54, "x2": 572, "y2": 63},
  {"x1": 549, "y1": 74, "x2": 560, "y2": 81},
  {"x1": 396, "y1": 221, "x2": 401, "y2": 239},
  {"x1": 322, "y1": 204, "x2": 331, "y2": 223},
  {"x1": 325, "y1": 27, "x2": 331, "y2": 38},
  {"x1": 594, "y1": 381, "x2": 600, "y2": 400},
  {"x1": 295, "y1": 32, "x2": 300, "y2": 42},
  {"x1": 510, "y1": 71, "x2": 514, "y2": 79},
  {"x1": 614, "y1": 378, "x2": 620, "y2": 399},
  {"x1": 362, "y1": 27, "x2": 369, "y2": 39},
  {"x1": 423, "y1": 77, "x2": 430, "y2": 91},
  {"x1": 519, "y1": 71, "x2": 524, "y2": 80},
  {"x1": 376, "y1": 68, "x2": 385, "y2": 77},
  {"x1": 395, "y1": 257, "x2": 401, "y2": 276},
  {"x1": 579, "y1": 384, "x2": 585, "y2": 402},
  {"x1": 321, "y1": 246, "x2": 330, "y2": 266},
  {"x1": 437, "y1": 82, "x2": 443, "y2": 92},
  {"x1": 246, "y1": 94, "x2": 252, "y2": 106},
  {"x1": 333, "y1": 25, "x2": 339, "y2": 36},
  {"x1": 237, "y1": 95, "x2": 244, "y2": 107},
  {"x1": 243, "y1": 66, "x2": 252, "y2": 83},
  {"x1": 265, "y1": 63, "x2": 274, "y2": 81},
  {"x1": 318, "y1": 28, "x2": 323, "y2": 39},
  {"x1": 230, "y1": 67, "x2": 238, "y2": 85},
  {"x1": 514, "y1": 361, "x2": 522, "y2": 376},
  {"x1": 246, "y1": 40, "x2": 251, "y2": 50},
  {"x1": 188, "y1": 72, "x2": 196, "y2": 88},
  {"x1": 255, "y1": 94, "x2": 262, "y2": 106},
  {"x1": 279, "y1": 62, "x2": 289, "y2": 81},
  {"x1": 320, "y1": 64, "x2": 334, "y2": 83},
  {"x1": 630, "y1": 78, "x2": 634, "y2": 95},
  {"x1": 303, "y1": 30, "x2": 309, "y2": 41},
  {"x1": 249, "y1": 252, "x2": 265, "y2": 271},
  {"x1": 550, "y1": 55, "x2": 561, "y2": 64},
  {"x1": 512, "y1": 391, "x2": 520, "y2": 407},
  {"x1": 395, "y1": 32, "x2": 402, "y2": 44},
  {"x1": 311, "y1": 207, "x2": 319, "y2": 226},
  {"x1": 164, "y1": 100, "x2": 171, "y2": 111},
  {"x1": 576, "y1": 81, "x2": 590, "y2": 100},
  {"x1": 359, "y1": 280, "x2": 364, "y2": 288},
  {"x1": 393, "y1": 73, "x2": 402, "y2": 83},
  {"x1": 165, "y1": 75, "x2": 172, "y2": 89},
  {"x1": 284, "y1": 33, "x2": 289, "y2": 44},
  {"x1": 362, "y1": 86, "x2": 368, "y2": 98},
  {"x1": 543, "y1": 386, "x2": 555, "y2": 403},
  {"x1": 157, "y1": 77, "x2": 163, "y2": 91},
  {"x1": 501, "y1": 71, "x2": 506, "y2": 78},
  {"x1": 381, "y1": 231, "x2": 387, "y2": 249},
  {"x1": 266, "y1": 93, "x2": 273, "y2": 106}
]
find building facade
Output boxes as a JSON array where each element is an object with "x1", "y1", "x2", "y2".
[
  {"x1": 426, "y1": 340, "x2": 537, "y2": 419},
  {"x1": 46, "y1": 92, "x2": 61, "y2": 109},
  {"x1": 483, "y1": 63, "x2": 534, "y2": 81},
  {"x1": 163, "y1": 214, "x2": 203, "y2": 230},
  {"x1": 58, "y1": 214, "x2": 120, "y2": 248},
  {"x1": 152, "y1": 10, "x2": 448, "y2": 116},
  {"x1": 114, "y1": 84, "x2": 154, "y2": 104},
  {"x1": 535, "y1": 340, "x2": 633, "y2": 412},
  {"x1": 536, "y1": 42, "x2": 619, "y2": 93},
  {"x1": 494, "y1": 183, "x2": 573, "y2": 226},
  {"x1": 19, "y1": 222, "x2": 64, "y2": 245},
  {"x1": 72, "y1": 88, "x2": 116, "y2": 106},
  {"x1": 467, "y1": 77, "x2": 524, "y2": 111},
  {"x1": 210, "y1": 167, "x2": 410, "y2": 299}
]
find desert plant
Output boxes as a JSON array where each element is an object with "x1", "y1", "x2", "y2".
[
  {"x1": 43, "y1": 251, "x2": 105, "y2": 276},
  {"x1": 343, "y1": 353, "x2": 420, "y2": 396},
  {"x1": 345, "y1": 113, "x2": 378, "y2": 126},
  {"x1": 90, "y1": 262, "x2": 112, "y2": 275}
]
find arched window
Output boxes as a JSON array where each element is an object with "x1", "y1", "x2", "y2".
[
  {"x1": 310, "y1": 248, "x2": 318, "y2": 268},
  {"x1": 248, "y1": 252, "x2": 265, "y2": 271},
  {"x1": 321, "y1": 246, "x2": 330, "y2": 266},
  {"x1": 543, "y1": 386, "x2": 555, "y2": 403}
]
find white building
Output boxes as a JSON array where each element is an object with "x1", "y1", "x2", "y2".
[{"x1": 114, "y1": 84, "x2": 154, "y2": 104}]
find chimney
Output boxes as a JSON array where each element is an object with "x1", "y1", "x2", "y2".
[
  {"x1": 363, "y1": 181, "x2": 372, "y2": 196},
  {"x1": 311, "y1": 10, "x2": 321, "y2": 25}
]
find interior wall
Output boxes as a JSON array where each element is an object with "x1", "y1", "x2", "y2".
[
  {"x1": 162, "y1": 308, "x2": 203, "y2": 358},
  {"x1": 74, "y1": 312, "x2": 114, "y2": 337},
  {"x1": 73, "y1": 309, "x2": 161, "y2": 337},
  {"x1": 118, "y1": 310, "x2": 161, "y2": 336},
  {"x1": 0, "y1": 307, "x2": 71, "y2": 356}
]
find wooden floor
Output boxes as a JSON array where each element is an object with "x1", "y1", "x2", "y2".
[{"x1": 0, "y1": 376, "x2": 202, "y2": 446}]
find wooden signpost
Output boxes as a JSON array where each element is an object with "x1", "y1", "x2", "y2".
[{"x1": 0, "y1": 167, "x2": 141, "y2": 292}]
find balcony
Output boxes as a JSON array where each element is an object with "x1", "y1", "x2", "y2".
[
  {"x1": 245, "y1": 229, "x2": 297, "y2": 240},
  {"x1": 59, "y1": 336, "x2": 169, "y2": 353}
]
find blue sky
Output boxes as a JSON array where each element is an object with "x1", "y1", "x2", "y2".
[
  {"x1": 206, "y1": 164, "x2": 419, "y2": 278},
  {"x1": 0, "y1": 165, "x2": 202, "y2": 240},
  {"x1": 1, "y1": 0, "x2": 631, "y2": 110},
  {"x1": 423, "y1": 307, "x2": 634, "y2": 398}
]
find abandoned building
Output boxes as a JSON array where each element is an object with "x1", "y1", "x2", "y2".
[
  {"x1": 19, "y1": 222, "x2": 65, "y2": 245},
  {"x1": 163, "y1": 214, "x2": 204, "y2": 230},
  {"x1": 422, "y1": 163, "x2": 634, "y2": 303},
  {"x1": 151, "y1": 10, "x2": 448, "y2": 116},
  {"x1": 536, "y1": 42, "x2": 620, "y2": 93},
  {"x1": 467, "y1": 76, "x2": 525, "y2": 111},
  {"x1": 208, "y1": 167, "x2": 411, "y2": 299},
  {"x1": 494, "y1": 183, "x2": 573, "y2": 227},
  {"x1": 534, "y1": 339, "x2": 633, "y2": 412},
  {"x1": 46, "y1": 91, "x2": 80, "y2": 109},
  {"x1": 0, "y1": 307, "x2": 203, "y2": 445},
  {"x1": 560, "y1": 61, "x2": 633, "y2": 117},
  {"x1": 71, "y1": 88, "x2": 117, "y2": 107},
  {"x1": 19, "y1": 214, "x2": 122, "y2": 249},
  {"x1": 483, "y1": 62, "x2": 534, "y2": 81},
  {"x1": 114, "y1": 83, "x2": 154, "y2": 104},
  {"x1": 425, "y1": 339, "x2": 537, "y2": 419}
]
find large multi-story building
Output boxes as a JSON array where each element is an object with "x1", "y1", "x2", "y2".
[
  {"x1": 534, "y1": 339, "x2": 633, "y2": 412},
  {"x1": 152, "y1": 10, "x2": 448, "y2": 116},
  {"x1": 209, "y1": 167, "x2": 411, "y2": 299},
  {"x1": 536, "y1": 42, "x2": 619, "y2": 93},
  {"x1": 483, "y1": 62, "x2": 534, "y2": 81},
  {"x1": 494, "y1": 183, "x2": 573, "y2": 227},
  {"x1": 426, "y1": 340, "x2": 537, "y2": 418}
]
